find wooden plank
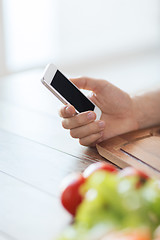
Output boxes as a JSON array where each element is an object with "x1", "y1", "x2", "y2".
[
  {"x1": 0, "y1": 72, "x2": 113, "y2": 240},
  {"x1": 0, "y1": 70, "x2": 106, "y2": 162},
  {"x1": 0, "y1": 100, "x2": 104, "y2": 162},
  {"x1": 0, "y1": 129, "x2": 95, "y2": 197},
  {"x1": 97, "y1": 126, "x2": 160, "y2": 179},
  {"x1": 121, "y1": 136, "x2": 160, "y2": 170},
  {"x1": 0, "y1": 171, "x2": 70, "y2": 240}
]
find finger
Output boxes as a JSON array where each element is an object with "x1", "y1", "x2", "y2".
[
  {"x1": 79, "y1": 131, "x2": 104, "y2": 146},
  {"x1": 59, "y1": 105, "x2": 76, "y2": 118},
  {"x1": 62, "y1": 111, "x2": 96, "y2": 129},
  {"x1": 70, "y1": 120, "x2": 105, "y2": 139},
  {"x1": 70, "y1": 77, "x2": 106, "y2": 93}
]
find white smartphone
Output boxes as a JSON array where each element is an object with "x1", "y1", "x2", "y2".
[{"x1": 41, "y1": 63, "x2": 102, "y2": 120}]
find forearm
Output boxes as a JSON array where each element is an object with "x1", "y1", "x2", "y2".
[{"x1": 132, "y1": 88, "x2": 160, "y2": 129}]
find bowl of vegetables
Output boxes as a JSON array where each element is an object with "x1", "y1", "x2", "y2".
[{"x1": 57, "y1": 163, "x2": 160, "y2": 240}]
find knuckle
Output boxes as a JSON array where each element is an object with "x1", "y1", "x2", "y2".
[
  {"x1": 88, "y1": 135, "x2": 95, "y2": 143},
  {"x1": 70, "y1": 129, "x2": 77, "y2": 138},
  {"x1": 62, "y1": 120, "x2": 68, "y2": 129},
  {"x1": 85, "y1": 123, "x2": 95, "y2": 135},
  {"x1": 59, "y1": 107, "x2": 65, "y2": 117},
  {"x1": 97, "y1": 120, "x2": 105, "y2": 130},
  {"x1": 76, "y1": 116, "x2": 84, "y2": 125},
  {"x1": 79, "y1": 138, "x2": 86, "y2": 146},
  {"x1": 87, "y1": 123, "x2": 93, "y2": 132}
]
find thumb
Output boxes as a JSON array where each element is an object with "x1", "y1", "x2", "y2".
[{"x1": 70, "y1": 77, "x2": 105, "y2": 93}]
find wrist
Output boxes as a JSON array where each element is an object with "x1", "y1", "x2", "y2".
[
  {"x1": 132, "y1": 95, "x2": 146, "y2": 130},
  {"x1": 132, "y1": 90, "x2": 160, "y2": 129}
]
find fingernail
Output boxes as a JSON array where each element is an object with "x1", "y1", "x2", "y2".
[
  {"x1": 65, "y1": 106, "x2": 71, "y2": 114},
  {"x1": 98, "y1": 121, "x2": 105, "y2": 129},
  {"x1": 87, "y1": 112, "x2": 95, "y2": 120}
]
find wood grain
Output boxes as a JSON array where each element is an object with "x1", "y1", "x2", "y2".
[
  {"x1": 0, "y1": 129, "x2": 94, "y2": 197},
  {"x1": 97, "y1": 126, "x2": 160, "y2": 178},
  {"x1": 0, "y1": 171, "x2": 70, "y2": 240},
  {"x1": 0, "y1": 71, "x2": 108, "y2": 240},
  {"x1": 0, "y1": 69, "x2": 159, "y2": 240}
]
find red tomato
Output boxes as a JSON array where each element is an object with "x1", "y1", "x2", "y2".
[
  {"x1": 83, "y1": 162, "x2": 117, "y2": 178},
  {"x1": 60, "y1": 173, "x2": 85, "y2": 216},
  {"x1": 118, "y1": 167, "x2": 149, "y2": 188}
]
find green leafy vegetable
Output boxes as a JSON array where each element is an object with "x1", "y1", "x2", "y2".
[{"x1": 57, "y1": 170, "x2": 160, "y2": 240}]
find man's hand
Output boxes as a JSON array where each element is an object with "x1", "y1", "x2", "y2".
[{"x1": 59, "y1": 77, "x2": 139, "y2": 146}]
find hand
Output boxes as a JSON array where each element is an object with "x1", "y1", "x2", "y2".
[{"x1": 59, "y1": 77, "x2": 139, "y2": 146}]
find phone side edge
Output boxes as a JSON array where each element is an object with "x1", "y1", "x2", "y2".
[
  {"x1": 94, "y1": 105, "x2": 102, "y2": 120},
  {"x1": 41, "y1": 78, "x2": 68, "y2": 105},
  {"x1": 42, "y1": 63, "x2": 57, "y2": 85}
]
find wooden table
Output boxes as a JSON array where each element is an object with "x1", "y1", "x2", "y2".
[{"x1": 0, "y1": 69, "x2": 114, "y2": 240}]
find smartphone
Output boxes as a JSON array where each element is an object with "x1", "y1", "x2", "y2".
[{"x1": 41, "y1": 63, "x2": 102, "y2": 120}]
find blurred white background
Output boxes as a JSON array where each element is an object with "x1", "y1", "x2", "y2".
[{"x1": 0, "y1": 0, "x2": 160, "y2": 92}]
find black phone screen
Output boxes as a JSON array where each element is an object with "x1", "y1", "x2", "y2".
[{"x1": 50, "y1": 70, "x2": 95, "y2": 112}]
